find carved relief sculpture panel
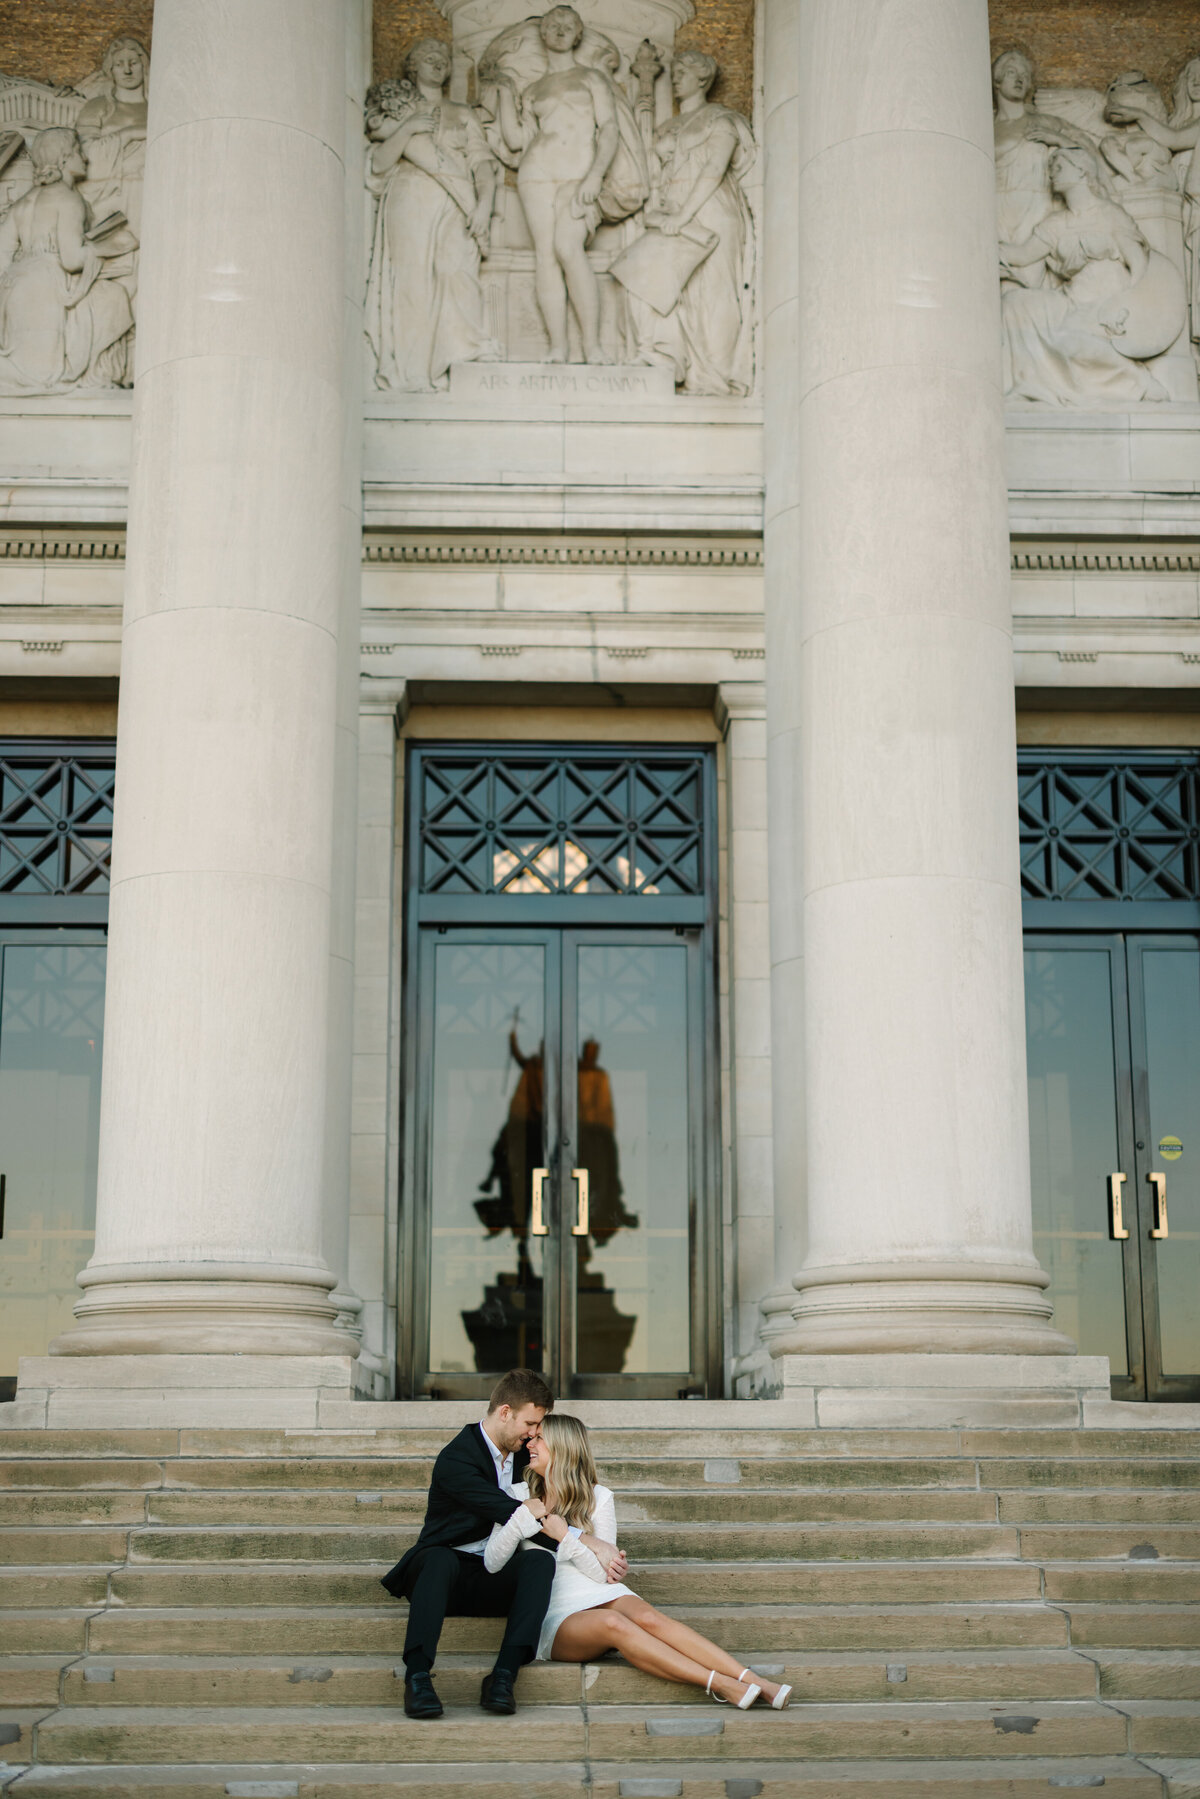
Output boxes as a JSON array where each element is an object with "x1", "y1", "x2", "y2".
[
  {"x1": 993, "y1": 48, "x2": 1200, "y2": 406},
  {"x1": 364, "y1": 0, "x2": 756, "y2": 396},
  {"x1": 0, "y1": 35, "x2": 147, "y2": 395}
]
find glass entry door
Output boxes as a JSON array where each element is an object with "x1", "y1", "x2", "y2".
[
  {"x1": 1025, "y1": 933, "x2": 1200, "y2": 1400},
  {"x1": 0, "y1": 931, "x2": 107, "y2": 1380},
  {"x1": 410, "y1": 925, "x2": 712, "y2": 1398}
]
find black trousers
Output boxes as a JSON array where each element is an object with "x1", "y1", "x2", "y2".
[{"x1": 398, "y1": 1544, "x2": 556, "y2": 1674}]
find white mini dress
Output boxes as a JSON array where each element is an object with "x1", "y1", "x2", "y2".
[{"x1": 484, "y1": 1482, "x2": 633, "y2": 1661}]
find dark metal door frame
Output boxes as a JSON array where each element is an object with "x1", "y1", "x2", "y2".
[
  {"x1": 1024, "y1": 926, "x2": 1200, "y2": 1402},
  {"x1": 1125, "y1": 932, "x2": 1200, "y2": 1403},
  {"x1": 398, "y1": 742, "x2": 721, "y2": 1400}
]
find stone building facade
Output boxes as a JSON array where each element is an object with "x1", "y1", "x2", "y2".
[{"x1": 1, "y1": 0, "x2": 1198, "y2": 1422}]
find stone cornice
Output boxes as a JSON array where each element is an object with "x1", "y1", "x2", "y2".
[
  {"x1": 363, "y1": 536, "x2": 763, "y2": 568},
  {"x1": 0, "y1": 533, "x2": 1197, "y2": 577},
  {"x1": 1013, "y1": 547, "x2": 1200, "y2": 574}
]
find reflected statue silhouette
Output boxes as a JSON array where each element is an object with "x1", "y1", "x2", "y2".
[{"x1": 463, "y1": 1028, "x2": 638, "y2": 1375}]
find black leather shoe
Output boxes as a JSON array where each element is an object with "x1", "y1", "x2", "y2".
[
  {"x1": 404, "y1": 1671, "x2": 443, "y2": 1719},
  {"x1": 480, "y1": 1669, "x2": 517, "y2": 1714}
]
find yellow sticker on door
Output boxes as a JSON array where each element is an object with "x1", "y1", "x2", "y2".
[{"x1": 1159, "y1": 1136, "x2": 1183, "y2": 1161}]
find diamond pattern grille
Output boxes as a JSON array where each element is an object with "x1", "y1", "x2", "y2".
[
  {"x1": 0, "y1": 744, "x2": 116, "y2": 897},
  {"x1": 418, "y1": 751, "x2": 706, "y2": 897},
  {"x1": 1019, "y1": 753, "x2": 1200, "y2": 902}
]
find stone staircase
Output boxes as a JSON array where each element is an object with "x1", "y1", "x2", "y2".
[{"x1": 2, "y1": 1420, "x2": 1200, "y2": 1797}]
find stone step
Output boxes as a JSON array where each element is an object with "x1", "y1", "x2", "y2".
[
  {"x1": 9, "y1": 1519, "x2": 1200, "y2": 1566},
  {"x1": 7, "y1": 1485, "x2": 1200, "y2": 1530},
  {"x1": 1064, "y1": 1605, "x2": 1200, "y2": 1648},
  {"x1": 1044, "y1": 1567, "x2": 1200, "y2": 1605},
  {"x1": 83, "y1": 1600, "x2": 1073, "y2": 1656},
  {"x1": 32, "y1": 1648, "x2": 1101, "y2": 1709},
  {"x1": 1095, "y1": 1650, "x2": 1200, "y2": 1700},
  {"x1": 3, "y1": 1612, "x2": 96, "y2": 1654},
  {"x1": 27, "y1": 1699, "x2": 1161, "y2": 1765},
  {"x1": 139, "y1": 1489, "x2": 1004, "y2": 1527},
  {"x1": 4, "y1": 1425, "x2": 1200, "y2": 1459},
  {"x1": 999, "y1": 1492, "x2": 1200, "y2": 1524},
  {"x1": 97, "y1": 1523, "x2": 1029, "y2": 1565},
  {"x1": 0, "y1": 1756, "x2": 1170, "y2": 1799},
  {"x1": 90, "y1": 1559, "x2": 1047, "y2": 1609},
  {"x1": 6, "y1": 1452, "x2": 1200, "y2": 1500}
]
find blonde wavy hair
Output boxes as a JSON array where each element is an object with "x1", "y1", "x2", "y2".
[{"x1": 524, "y1": 1413, "x2": 597, "y2": 1531}]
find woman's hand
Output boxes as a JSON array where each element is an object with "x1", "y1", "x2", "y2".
[
  {"x1": 580, "y1": 1535, "x2": 628, "y2": 1580},
  {"x1": 540, "y1": 1513, "x2": 569, "y2": 1542},
  {"x1": 523, "y1": 1495, "x2": 548, "y2": 1520}
]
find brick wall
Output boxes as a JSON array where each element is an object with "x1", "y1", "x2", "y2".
[
  {"x1": 0, "y1": 2, "x2": 151, "y2": 87},
  {"x1": 990, "y1": 0, "x2": 1199, "y2": 95}
]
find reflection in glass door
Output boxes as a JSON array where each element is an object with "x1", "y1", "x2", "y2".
[
  {"x1": 1025, "y1": 933, "x2": 1200, "y2": 1401},
  {"x1": 1130, "y1": 942, "x2": 1200, "y2": 1398},
  {"x1": 566, "y1": 939, "x2": 693, "y2": 1391},
  {"x1": 410, "y1": 927, "x2": 712, "y2": 1398},
  {"x1": 0, "y1": 933, "x2": 107, "y2": 1377}
]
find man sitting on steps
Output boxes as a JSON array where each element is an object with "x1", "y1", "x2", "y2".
[{"x1": 380, "y1": 1367, "x2": 559, "y2": 1719}]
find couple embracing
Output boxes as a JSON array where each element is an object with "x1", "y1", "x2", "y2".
[{"x1": 381, "y1": 1367, "x2": 792, "y2": 1718}]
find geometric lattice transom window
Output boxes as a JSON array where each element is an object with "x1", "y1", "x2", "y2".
[
  {"x1": 417, "y1": 749, "x2": 706, "y2": 896},
  {"x1": 1018, "y1": 753, "x2": 1200, "y2": 902},
  {"x1": 0, "y1": 742, "x2": 116, "y2": 896}
]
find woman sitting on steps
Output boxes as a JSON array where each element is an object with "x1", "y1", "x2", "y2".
[{"x1": 484, "y1": 1412, "x2": 792, "y2": 1709}]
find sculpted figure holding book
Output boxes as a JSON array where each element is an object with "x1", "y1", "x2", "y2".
[
  {"x1": 0, "y1": 127, "x2": 137, "y2": 393},
  {"x1": 614, "y1": 49, "x2": 755, "y2": 395}
]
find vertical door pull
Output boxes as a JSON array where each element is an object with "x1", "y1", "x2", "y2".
[
  {"x1": 1148, "y1": 1171, "x2": 1169, "y2": 1240},
  {"x1": 530, "y1": 1168, "x2": 550, "y2": 1236},
  {"x1": 571, "y1": 1167, "x2": 589, "y2": 1237},
  {"x1": 1108, "y1": 1172, "x2": 1130, "y2": 1240},
  {"x1": 0, "y1": 1172, "x2": 5, "y2": 1239}
]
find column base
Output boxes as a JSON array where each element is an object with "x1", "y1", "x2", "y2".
[
  {"x1": 774, "y1": 1263, "x2": 1075, "y2": 1358},
  {"x1": 7, "y1": 1354, "x2": 373, "y2": 1429},
  {"x1": 51, "y1": 1265, "x2": 361, "y2": 1359},
  {"x1": 759, "y1": 1352, "x2": 1111, "y2": 1427}
]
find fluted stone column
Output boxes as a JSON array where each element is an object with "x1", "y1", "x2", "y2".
[
  {"x1": 769, "y1": 0, "x2": 1070, "y2": 1355},
  {"x1": 323, "y1": 0, "x2": 372, "y2": 1358},
  {"x1": 54, "y1": 0, "x2": 361, "y2": 1357},
  {"x1": 759, "y1": 0, "x2": 809, "y2": 1359}
]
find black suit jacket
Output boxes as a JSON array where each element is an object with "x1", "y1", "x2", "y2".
[{"x1": 380, "y1": 1422, "x2": 535, "y2": 1596}]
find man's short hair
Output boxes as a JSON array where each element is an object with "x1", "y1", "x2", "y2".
[{"x1": 487, "y1": 1368, "x2": 554, "y2": 1415}]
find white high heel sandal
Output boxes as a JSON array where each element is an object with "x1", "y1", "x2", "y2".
[
  {"x1": 706, "y1": 1669, "x2": 762, "y2": 1711},
  {"x1": 737, "y1": 1667, "x2": 792, "y2": 1710}
]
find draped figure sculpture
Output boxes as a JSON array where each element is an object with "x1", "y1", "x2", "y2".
[
  {"x1": 485, "y1": 7, "x2": 649, "y2": 364},
  {"x1": 999, "y1": 143, "x2": 1185, "y2": 405},
  {"x1": 992, "y1": 49, "x2": 1090, "y2": 265},
  {"x1": 1118, "y1": 57, "x2": 1200, "y2": 365},
  {"x1": 615, "y1": 49, "x2": 754, "y2": 395},
  {"x1": 364, "y1": 40, "x2": 502, "y2": 392},
  {"x1": 74, "y1": 34, "x2": 147, "y2": 386},
  {"x1": 0, "y1": 127, "x2": 137, "y2": 393}
]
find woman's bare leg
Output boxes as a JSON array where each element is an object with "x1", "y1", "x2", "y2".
[
  {"x1": 606, "y1": 1595, "x2": 787, "y2": 1705},
  {"x1": 554, "y1": 205, "x2": 608, "y2": 363},
  {"x1": 520, "y1": 180, "x2": 570, "y2": 361},
  {"x1": 551, "y1": 1603, "x2": 756, "y2": 1701}
]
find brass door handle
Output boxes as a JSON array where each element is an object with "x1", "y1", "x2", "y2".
[
  {"x1": 1149, "y1": 1171, "x2": 1168, "y2": 1240},
  {"x1": 1108, "y1": 1172, "x2": 1130, "y2": 1240},
  {"x1": 571, "y1": 1167, "x2": 589, "y2": 1237},
  {"x1": 530, "y1": 1168, "x2": 549, "y2": 1236}
]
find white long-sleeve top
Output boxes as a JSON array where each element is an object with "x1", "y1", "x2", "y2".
[{"x1": 483, "y1": 1482, "x2": 612, "y2": 1583}]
